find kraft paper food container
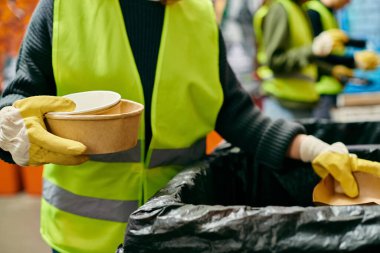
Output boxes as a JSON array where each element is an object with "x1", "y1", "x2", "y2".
[
  {"x1": 313, "y1": 172, "x2": 380, "y2": 205},
  {"x1": 45, "y1": 99, "x2": 144, "y2": 154}
]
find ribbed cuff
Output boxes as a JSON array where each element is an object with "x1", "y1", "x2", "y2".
[{"x1": 256, "y1": 119, "x2": 305, "y2": 171}]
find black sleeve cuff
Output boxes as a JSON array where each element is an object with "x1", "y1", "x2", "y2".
[{"x1": 255, "y1": 119, "x2": 306, "y2": 171}]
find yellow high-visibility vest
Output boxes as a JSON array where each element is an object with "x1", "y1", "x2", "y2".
[{"x1": 42, "y1": 1, "x2": 223, "y2": 252}]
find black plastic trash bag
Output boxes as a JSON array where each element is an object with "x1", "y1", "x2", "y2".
[{"x1": 118, "y1": 121, "x2": 380, "y2": 253}]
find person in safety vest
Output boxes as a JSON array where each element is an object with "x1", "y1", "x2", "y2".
[
  {"x1": 260, "y1": 0, "x2": 350, "y2": 120},
  {"x1": 304, "y1": 0, "x2": 379, "y2": 119},
  {"x1": 1, "y1": 0, "x2": 380, "y2": 253},
  {"x1": 252, "y1": 0, "x2": 274, "y2": 82}
]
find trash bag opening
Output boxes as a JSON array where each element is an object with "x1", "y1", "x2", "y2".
[{"x1": 121, "y1": 120, "x2": 380, "y2": 252}]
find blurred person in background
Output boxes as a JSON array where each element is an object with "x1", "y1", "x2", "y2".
[
  {"x1": 304, "y1": 0, "x2": 379, "y2": 119},
  {"x1": 252, "y1": 0, "x2": 274, "y2": 83},
  {"x1": 259, "y1": 0, "x2": 347, "y2": 120},
  {"x1": 0, "y1": 0, "x2": 378, "y2": 252}
]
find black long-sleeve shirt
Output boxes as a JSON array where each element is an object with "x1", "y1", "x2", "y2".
[{"x1": 0, "y1": 0, "x2": 305, "y2": 170}]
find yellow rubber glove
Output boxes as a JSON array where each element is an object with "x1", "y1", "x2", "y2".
[
  {"x1": 327, "y1": 29, "x2": 349, "y2": 54},
  {"x1": 325, "y1": 29, "x2": 349, "y2": 44},
  {"x1": 312, "y1": 152, "x2": 380, "y2": 198},
  {"x1": 0, "y1": 96, "x2": 88, "y2": 166},
  {"x1": 331, "y1": 65, "x2": 354, "y2": 80},
  {"x1": 312, "y1": 29, "x2": 347, "y2": 57},
  {"x1": 354, "y1": 50, "x2": 379, "y2": 70}
]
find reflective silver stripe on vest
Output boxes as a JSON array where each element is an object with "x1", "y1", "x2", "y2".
[
  {"x1": 43, "y1": 179, "x2": 138, "y2": 222},
  {"x1": 273, "y1": 73, "x2": 315, "y2": 82},
  {"x1": 89, "y1": 141, "x2": 141, "y2": 163},
  {"x1": 149, "y1": 138, "x2": 206, "y2": 168}
]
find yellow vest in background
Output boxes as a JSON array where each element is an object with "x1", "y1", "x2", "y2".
[
  {"x1": 253, "y1": 3, "x2": 274, "y2": 80},
  {"x1": 263, "y1": 0, "x2": 319, "y2": 103}
]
